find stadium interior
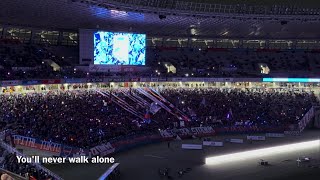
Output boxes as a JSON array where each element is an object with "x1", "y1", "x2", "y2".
[{"x1": 1, "y1": 0, "x2": 320, "y2": 180}]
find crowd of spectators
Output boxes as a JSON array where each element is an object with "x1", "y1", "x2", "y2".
[
  {"x1": 0, "y1": 88, "x2": 317, "y2": 149},
  {"x1": 161, "y1": 88, "x2": 318, "y2": 126},
  {"x1": 0, "y1": 90, "x2": 156, "y2": 148},
  {"x1": 2, "y1": 41, "x2": 320, "y2": 80},
  {"x1": 149, "y1": 48, "x2": 318, "y2": 77}
]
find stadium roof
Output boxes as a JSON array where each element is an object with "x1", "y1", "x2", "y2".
[
  {"x1": 182, "y1": 0, "x2": 320, "y2": 8},
  {"x1": 1, "y1": 0, "x2": 320, "y2": 39}
]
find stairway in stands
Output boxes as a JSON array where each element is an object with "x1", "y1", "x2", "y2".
[
  {"x1": 97, "y1": 90, "x2": 145, "y2": 120},
  {"x1": 135, "y1": 87, "x2": 190, "y2": 121}
]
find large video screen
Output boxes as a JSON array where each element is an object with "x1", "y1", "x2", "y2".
[{"x1": 94, "y1": 31, "x2": 146, "y2": 65}]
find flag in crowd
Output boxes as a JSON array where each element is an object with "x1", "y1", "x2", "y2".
[
  {"x1": 150, "y1": 102, "x2": 161, "y2": 114},
  {"x1": 227, "y1": 108, "x2": 233, "y2": 120}
]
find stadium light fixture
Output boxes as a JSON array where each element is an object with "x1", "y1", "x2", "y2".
[{"x1": 205, "y1": 140, "x2": 320, "y2": 165}]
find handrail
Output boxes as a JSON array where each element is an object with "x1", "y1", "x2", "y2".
[
  {"x1": 97, "y1": 163, "x2": 120, "y2": 180},
  {"x1": 0, "y1": 141, "x2": 63, "y2": 180},
  {"x1": 298, "y1": 106, "x2": 316, "y2": 132},
  {"x1": 0, "y1": 168, "x2": 28, "y2": 180},
  {"x1": 0, "y1": 130, "x2": 8, "y2": 141}
]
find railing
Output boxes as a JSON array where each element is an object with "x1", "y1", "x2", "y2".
[
  {"x1": 0, "y1": 141, "x2": 63, "y2": 180},
  {"x1": 97, "y1": 163, "x2": 120, "y2": 180},
  {"x1": 0, "y1": 168, "x2": 28, "y2": 180},
  {"x1": 104, "y1": 0, "x2": 320, "y2": 16},
  {"x1": 0, "y1": 130, "x2": 7, "y2": 141},
  {"x1": 97, "y1": 90, "x2": 145, "y2": 120},
  {"x1": 298, "y1": 106, "x2": 316, "y2": 132},
  {"x1": 314, "y1": 106, "x2": 320, "y2": 128}
]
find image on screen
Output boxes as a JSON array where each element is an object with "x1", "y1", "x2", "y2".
[{"x1": 94, "y1": 31, "x2": 146, "y2": 65}]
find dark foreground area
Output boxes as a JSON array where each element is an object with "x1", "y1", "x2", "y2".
[{"x1": 46, "y1": 129, "x2": 320, "y2": 180}]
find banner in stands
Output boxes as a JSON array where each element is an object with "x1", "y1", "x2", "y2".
[
  {"x1": 1, "y1": 80, "x2": 21, "y2": 86},
  {"x1": 89, "y1": 142, "x2": 115, "y2": 157},
  {"x1": 203, "y1": 141, "x2": 223, "y2": 147},
  {"x1": 247, "y1": 136, "x2": 266, "y2": 141},
  {"x1": 168, "y1": 78, "x2": 234, "y2": 82},
  {"x1": 12, "y1": 67, "x2": 38, "y2": 71},
  {"x1": 190, "y1": 127, "x2": 214, "y2": 135},
  {"x1": 265, "y1": 133, "x2": 285, "y2": 138},
  {"x1": 140, "y1": 78, "x2": 150, "y2": 82},
  {"x1": 159, "y1": 126, "x2": 215, "y2": 138},
  {"x1": 13, "y1": 135, "x2": 61, "y2": 153},
  {"x1": 215, "y1": 125, "x2": 285, "y2": 134},
  {"x1": 215, "y1": 126, "x2": 260, "y2": 133},
  {"x1": 59, "y1": 145, "x2": 79, "y2": 157},
  {"x1": 130, "y1": 78, "x2": 140, "y2": 82},
  {"x1": 41, "y1": 79, "x2": 61, "y2": 84},
  {"x1": 12, "y1": 135, "x2": 87, "y2": 157},
  {"x1": 22, "y1": 80, "x2": 42, "y2": 85},
  {"x1": 150, "y1": 102, "x2": 161, "y2": 114},
  {"x1": 108, "y1": 78, "x2": 125, "y2": 82},
  {"x1": 159, "y1": 78, "x2": 167, "y2": 81},
  {"x1": 86, "y1": 78, "x2": 103, "y2": 83},
  {"x1": 229, "y1": 139, "x2": 244, "y2": 143},
  {"x1": 284, "y1": 131, "x2": 301, "y2": 136},
  {"x1": 89, "y1": 65, "x2": 149, "y2": 73},
  {"x1": 298, "y1": 106, "x2": 314, "y2": 132},
  {"x1": 171, "y1": 78, "x2": 183, "y2": 82},
  {"x1": 89, "y1": 65, "x2": 121, "y2": 72},
  {"x1": 65, "y1": 79, "x2": 86, "y2": 83},
  {"x1": 181, "y1": 144, "x2": 203, "y2": 150}
]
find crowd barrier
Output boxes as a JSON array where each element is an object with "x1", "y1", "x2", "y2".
[
  {"x1": 229, "y1": 139, "x2": 244, "y2": 144},
  {"x1": 0, "y1": 130, "x2": 6, "y2": 141},
  {"x1": 0, "y1": 168, "x2": 28, "y2": 180},
  {"x1": 266, "y1": 133, "x2": 285, "y2": 138},
  {"x1": 284, "y1": 131, "x2": 301, "y2": 136},
  {"x1": 214, "y1": 125, "x2": 286, "y2": 134},
  {"x1": 247, "y1": 136, "x2": 266, "y2": 141},
  {"x1": 181, "y1": 144, "x2": 203, "y2": 150},
  {"x1": 12, "y1": 135, "x2": 87, "y2": 157},
  {"x1": 9, "y1": 124, "x2": 289, "y2": 158},
  {"x1": 298, "y1": 106, "x2": 315, "y2": 132},
  {"x1": 159, "y1": 126, "x2": 216, "y2": 138},
  {"x1": 98, "y1": 163, "x2": 120, "y2": 180},
  {"x1": 11, "y1": 133, "x2": 162, "y2": 158},
  {"x1": 203, "y1": 141, "x2": 223, "y2": 147}
]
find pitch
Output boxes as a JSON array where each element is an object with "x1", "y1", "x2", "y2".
[{"x1": 45, "y1": 129, "x2": 320, "y2": 180}]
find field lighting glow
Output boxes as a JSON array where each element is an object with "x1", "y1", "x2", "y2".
[{"x1": 205, "y1": 140, "x2": 320, "y2": 165}]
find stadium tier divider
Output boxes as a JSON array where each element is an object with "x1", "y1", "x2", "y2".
[{"x1": 0, "y1": 139, "x2": 63, "y2": 180}]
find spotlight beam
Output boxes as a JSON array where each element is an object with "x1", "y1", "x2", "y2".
[{"x1": 205, "y1": 140, "x2": 320, "y2": 165}]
